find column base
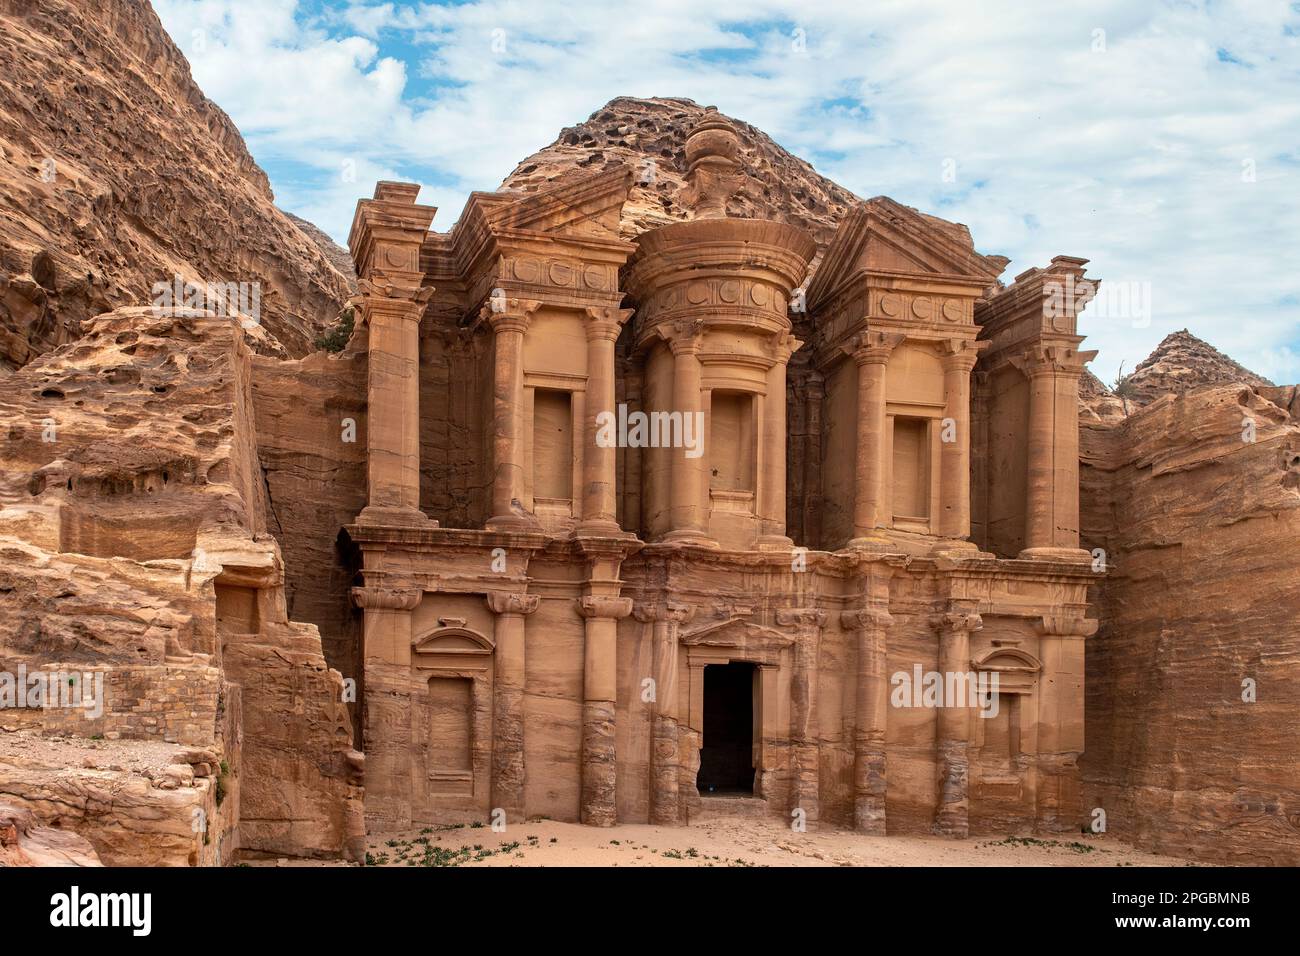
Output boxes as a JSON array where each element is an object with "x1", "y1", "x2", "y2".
[
  {"x1": 486, "y1": 513, "x2": 542, "y2": 533},
  {"x1": 356, "y1": 505, "x2": 434, "y2": 528},
  {"x1": 846, "y1": 533, "x2": 895, "y2": 552},
  {"x1": 657, "y1": 528, "x2": 719, "y2": 548},
  {"x1": 756, "y1": 534, "x2": 795, "y2": 552},
  {"x1": 575, "y1": 519, "x2": 636, "y2": 540},
  {"x1": 1017, "y1": 546, "x2": 1093, "y2": 564}
]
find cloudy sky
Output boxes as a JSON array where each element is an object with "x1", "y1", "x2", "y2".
[{"x1": 154, "y1": 0, "x2": 1300, "y2": 384}]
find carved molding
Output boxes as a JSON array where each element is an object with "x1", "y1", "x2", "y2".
[
  {"x1": 1036, "y1": 615, "x2": 1099, "y2": 638},
  {"x1": 776, "y1": 608, "x2": 829, "y2": 630},
  {"x1": 485, "y1": 591, "x2": 540, "y2": 617},
  {"x1": 841, "y1": 608, "x2": 894, "y2": 632},
  {"x1": 576, "y1": 595, "x2": 634, "y2": 620},
  {"x1": 936, "y1": 611, "x2": 983, "y2": 633},
  {"x1": 633, "y1": 601, "x2": 695, "y2": 625},
  {"x1": 351, "y1": 586, "x2": 422, "y2": 611}
]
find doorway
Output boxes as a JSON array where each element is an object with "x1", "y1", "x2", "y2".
[{"x1": 698, "y1": 662, "x2": 756, "y2": 794}]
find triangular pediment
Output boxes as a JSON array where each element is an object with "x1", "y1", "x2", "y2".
[
  {"x1": 681, "y1": 616, "x2": 793, "y2": 653},
  {"x1": 482, "y1": 166, "x2": 633, "y2": 240},
  {"x1": 807, "y1": 198, "x2": 1007, "y2": 309}
]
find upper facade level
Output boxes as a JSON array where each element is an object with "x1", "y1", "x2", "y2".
[{"x1": 347, "y1": 109, "x2": 1098, "y2": 562}]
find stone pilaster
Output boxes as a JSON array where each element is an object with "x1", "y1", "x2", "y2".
[
  {"x1": 633, "y1": 600, "x2": 695, "y2": 824},
  {"x1": 937, "y1": 339, "x2": 986, "y2": 540},
  {"x1": 351, "y1": 584, "x2": 423, "y2": 831},
  {"x1": 485, "y1": 299, "x2": 542, "y2": 531},
  {"x1": 576, "y1": 593, "x2": 633, "y2": 826},
  {"x1": 1010, "y1": 344, "x2": 1097, "y2": 558},
  {"x1": 580, "y1": 307, "x2": 633, "y2": 534},
  {"x1": 348, "y1": 181, "x2": 437, "y2": 528},
  {"x1": 777, "y1": 607, "x2": 828, "y2": 824},
  {"x1": 757, "y1": 333, "x2": 801, "y2": 550},
  {"x1": 841, "y1": 606, "x2": 893, "y2": 834},
  {"x1": 1034, "y1": 614, "x2": 1095, "y2": 831},
  {"x1": 660, "y1": 320, "x2": 713, "y2": 546},
  {"x1": 484, "y1": 590, "x2": 540, "y2": 824},
  {"x1": 934, "y1": 607, "x2": 981, "y2": 837},
  {"x1": 847, "y1": 330, "x2": 905, "y2": 545}
]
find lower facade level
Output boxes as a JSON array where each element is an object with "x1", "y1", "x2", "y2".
[{"x1": 348, "y1": 524, "x2": 1096, "y2": 836}]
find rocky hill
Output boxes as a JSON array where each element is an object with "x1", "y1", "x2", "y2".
[
  {"x1": 0, "y1": 0, "x2": 352, "y2": 372},
  {"x1": 504, "y1": 96, "x2": 875, "y2": 271},
  {"x1": 1120, "y1": 329, "x2": 1274, "y2": 407}
]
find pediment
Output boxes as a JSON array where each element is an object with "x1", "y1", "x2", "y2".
[
  {"x1": 681, "y1": 617, "x2": 793, "y2": 654},
  {"x1": 412, "y1": 626, "x2": 494, "y2": 655},
  {"x1": 807, "y1": 198, "x2": 1007, "y2": 309},
  {"x1": 971, "y1": 645, "x2": 1041, "y2": 673},
  {"x1": 482, "y1": 166, "x2": 633, "y2": 240}
]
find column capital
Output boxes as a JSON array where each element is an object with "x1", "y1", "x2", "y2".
[
  {"x1": 1010, "y1": 343, "x2": 1098, "y2": 379},
  {"x1": 485, "y1": 591, "x2": 540, "y2": 617},
  {"x1": 351, "y1": 585, "x2": 422, "y2": 611},
  {"x1": 1036, "y1": 615, "x2": 1098, "y2": 638},
  {"x1": 939, "y1": 337, "x2": 988, "y2": 372},
  {"x1": 936, "y1": 610, "x2": 983, "y2": 634},
  {"x1": 584, "y1": 306, "x2": 634, "y2": 342},
  {"x1": 846, "y1": 329, "x2": 906, "y2": 366},
  {"x1": 633, "y1": 600, "x2": 695, "y2": 625},
  {"x1": 776, "y1": 608, "x2": 829, "y2": 630},
  {"x1": 482, "y1": 296, "x2": 544, "y2": 332},
  {"x1": 767, "y1": 331, "x2": 804, "y2": 363},
  {"x1": 658, "y1": 319, "x2": 705, "y2": 354},
  {"x1": 841, "y1": 607, "x2": 893, "y2": 633},
  {"x1": 577, "y1": 595, "x2": 634, "y2": 620}
]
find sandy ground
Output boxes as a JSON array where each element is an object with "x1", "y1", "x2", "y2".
[{"x1": 350, "y1": 816, "x2": 1193, "y2": 868}]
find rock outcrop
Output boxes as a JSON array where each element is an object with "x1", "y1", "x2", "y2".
[
  {"x1": 0, "y1": 306, "x2": 363, "y2": 863},
  {"x1": 1080, "y1": 365, "x2": 1300, "y2": 863},
  {"x1": 0, "y1": 0, "x2": 352, "y2": 372},
  {"x1": 0, "y1": 799, "x2": 102, "y2": 866}
]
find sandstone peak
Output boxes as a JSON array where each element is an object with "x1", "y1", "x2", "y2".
[{"x1": 1121, "y1": 328, "x2": 1274, "y2": 408}]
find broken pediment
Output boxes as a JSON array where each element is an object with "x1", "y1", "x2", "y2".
[
  {"x1": 807, "y1": 198, "x2": 1007, "y2": 308},
  {"x1": 484, "y1": 166, "x2": 634, "y2": 240}
]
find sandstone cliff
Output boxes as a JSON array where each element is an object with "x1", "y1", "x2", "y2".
[
  {"x1": 0, "y1": 306, "x2": 363, "y2": 863},
  {"x1": 0, "y1": 0, "x2": 352, "y2": 372},
  {"x1": 1080, "y1": 335, "x2": 1300, "y2": 863}
]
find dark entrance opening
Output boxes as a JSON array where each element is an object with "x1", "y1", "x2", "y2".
[{"x1": 698, "y1": 662, "x2": 756, "y2": 794}]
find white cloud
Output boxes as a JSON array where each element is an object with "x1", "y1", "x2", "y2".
[{"x1": 153, "y1": 0, "x2": 1300, "y2": 383}]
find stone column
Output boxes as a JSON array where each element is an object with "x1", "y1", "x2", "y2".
[
  {"x1": 662, "y1": 321, "x2": 712, "y2": 544},
  {"x1": 777, "y1": 608, "x2": 828, "y2": 825},
  {"x1": 358, "y1": 294, "x2": 430, "y2": 526},
  {"x1": 486, "y1": 300, "x2": 541, "y2": 530},
  {"x1": 576, "y1": 594, "x2": 633, "y2": 826},
  {"x1": 938, "y1": 339, "x2": 983, "y2": 540},
  {"x1": 842, "y1": 607, "x2": 893, "y2": 834},
  {"x1": 1012, "y1": 344, "x2": 1095, "y2": 556},
  {"x1": 1034, "y1": 615, "x2": 1095, "y2": 831},
  {"x1": 349, "y1": 181, "x2": 436, "y2": 527},
  {"x1": 758, "y1": 333, "x2": 801, "y2": 550},
  {"x1": 580, "y1": 308, "x2": 632, "y2": 534},
  {"x1": 351, "y1": 584, "x2": 423, "y2": 832},
  {"x1": 934, "y1": 608, "x2": 981, "y2": 837},
  {"x1": 634, "y1": 600, "x2": 695, "y2": 824},
  {"x1": 485, "y1": 591, "x2": 540, "y2": 824},
  {"x1": 847, "y1": 331, "x2": 905, "y2": 544}
]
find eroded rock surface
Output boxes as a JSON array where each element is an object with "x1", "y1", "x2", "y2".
[
  {"x1": 0, "y1": 307, "x2": 362, "y2": 864},
  {"x1": 0, "y1": 0, "x2": 351, "y2": 372}
]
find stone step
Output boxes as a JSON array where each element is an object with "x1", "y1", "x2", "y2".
[{"x1": 691, "y1": 793, "x2": 772, "y2": 821}]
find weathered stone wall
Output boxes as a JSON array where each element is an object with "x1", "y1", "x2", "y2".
[
  {"x1": 0, "y1": 307, "x2": 362, "y2": 863},
  {"x1": 1080, "y1": 384, "x2": 1300, "y2": 864}
]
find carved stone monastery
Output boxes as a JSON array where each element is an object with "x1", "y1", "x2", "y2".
[{"x1": 346, "y1": 108, "x2": 1100, "y2": 835}]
